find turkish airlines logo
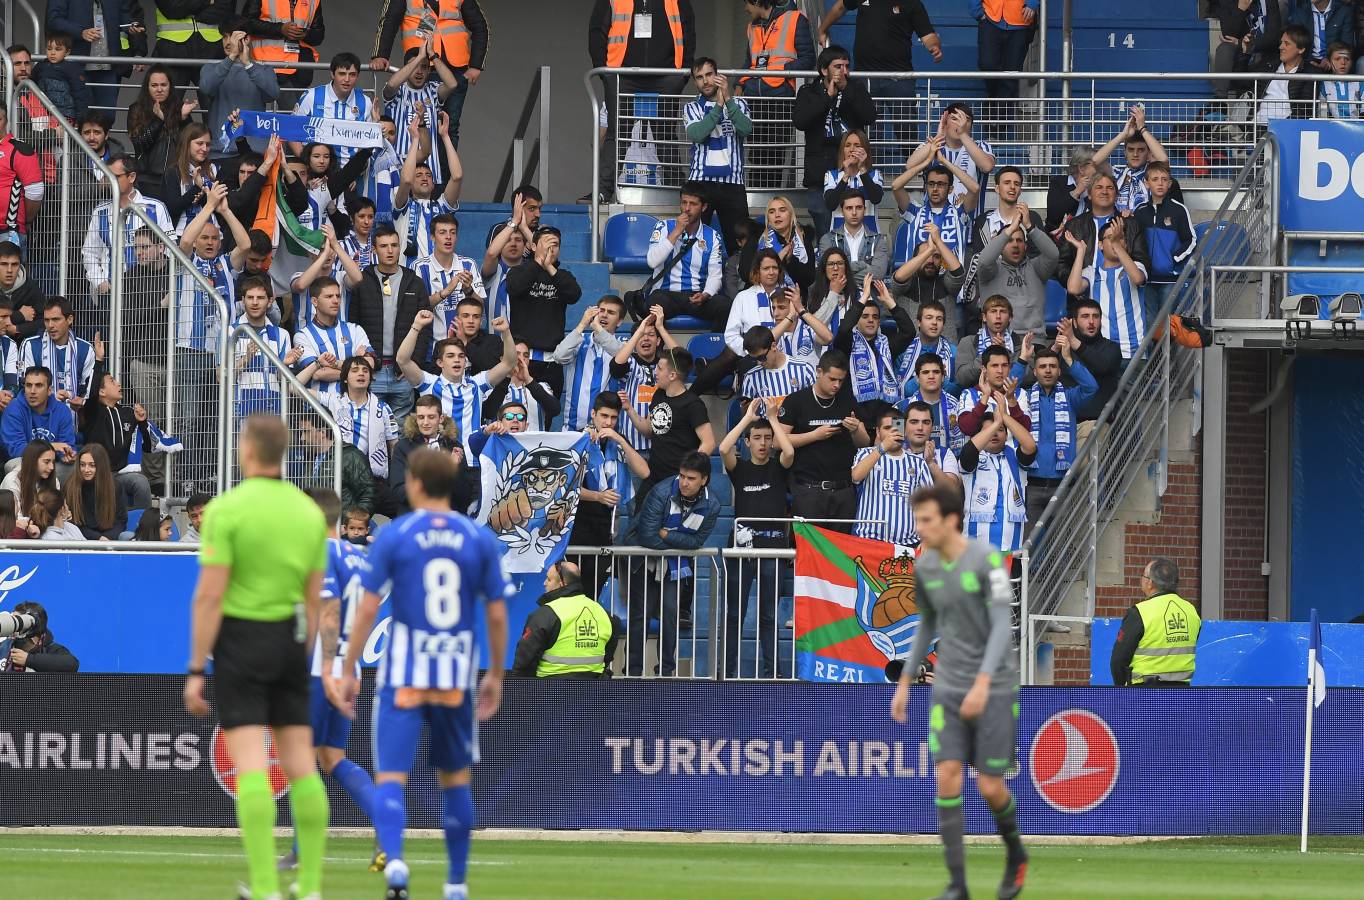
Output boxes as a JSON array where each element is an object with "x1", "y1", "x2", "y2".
[
  {"x1": 209, "y1": 726, "x2": 289, "y2": 800},
  {"x1": 1029, "y1": 710, "x2": 1120, "y2": 814}
]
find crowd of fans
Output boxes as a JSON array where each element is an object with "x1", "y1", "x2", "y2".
[{"x1": 0, "y1": 0, "x2": 1341, "y2": 591}]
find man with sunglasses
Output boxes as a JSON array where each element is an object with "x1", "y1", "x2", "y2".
[
  {"x1": 505, "y1": 225, "x2": 581, "y2": 398},
  {"x1": 468, "y1": 400, "x2": 531, "y2": 461},
  {"x1": 512, "y1": 560, "x2": 621, "y2": 678}
]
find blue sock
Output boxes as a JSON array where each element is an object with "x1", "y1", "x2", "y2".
[
  {"x1": 372, "y1": 781, "x2": 407, "y2": 881},
  {"x1": 441, "y1": 785, "x2": 475, "y2": 887},
  {"x1": 331, "y1": 758, "x2": 376, "y2": 821}
]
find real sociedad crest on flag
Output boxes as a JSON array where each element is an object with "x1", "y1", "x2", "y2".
[{"x1": 476, "y1": 431, "x2": 591, "y2": 573}]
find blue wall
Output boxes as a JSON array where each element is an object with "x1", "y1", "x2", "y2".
[{"x1": 1291, "y1": 356, "x2": 1364, "y2": 622}]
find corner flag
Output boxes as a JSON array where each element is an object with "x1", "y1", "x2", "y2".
[{"x1": 1309, "y1": 609, "x2": 1327, "y2": 707}]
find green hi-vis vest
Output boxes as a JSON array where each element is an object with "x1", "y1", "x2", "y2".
[
  {"x1": 155, "y1": 10, "x2": 222, "y2": 43},
  {"x1": 1130, "y1": 592, "x2": 1200, "y2": 683},
  {"x1": 537, "y1": 594, "x2": 612, "y2": 677}
]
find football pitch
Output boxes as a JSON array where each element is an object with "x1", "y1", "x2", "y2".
[{"x1": 3, "y1": 833, "x2": 1361, "y2": 899}]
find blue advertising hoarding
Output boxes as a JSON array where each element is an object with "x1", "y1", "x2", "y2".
[
  {"x1": 2, "y1": 677, "x2": 1360, "y2": 836},
  {"x1": 1271, "y1": 118, "x2": 1364, "y2": 232}
]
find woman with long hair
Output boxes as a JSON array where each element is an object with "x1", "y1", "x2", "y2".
[
  {"x1": 0, "y1": 440, "x2": 60, "y2": 519},
  {"x1": 65, "y1": 445, "x2": 127, "y2": 541},
  {"x1": 128, "y1": 65, "x2": 195, "y2": 194},
  {"x1": 164, "y1": 123, "x2": 218, "y2": 231},
  {"x1": 823, "y1": 130, "x2": 885, "y2": 210},
  {"x1": 281, "y1": 141, "x2": 376, "y2": 233},
  {"x1": 811, "y1": 247, "x2": 857, "y2": 332},
  {"x1": 747, "y1": 196, "x2": 816, "y2": 292},
  {"x1": 31, "y1": 489, "x2": 86, "y2": 542}
]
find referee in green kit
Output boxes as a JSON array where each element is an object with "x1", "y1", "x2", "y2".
[{"x1": 183, "y1": 415, "x2": 331, "y2": 900}]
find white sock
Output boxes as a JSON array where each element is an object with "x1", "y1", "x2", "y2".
[
  {"x1": 384, "y1": 858, "x2": 410, "y2": 887},
  {"x1": 444, "y1": 884, "x2": 468, "y2": 900}
]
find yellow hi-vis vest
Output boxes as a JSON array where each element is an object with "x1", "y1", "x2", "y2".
[
  {"x1": 155, "y1": 9, "x2": 222, "y2": 44},
  {"x1": 1130, "y1": 592, "x2": 1200, "y2": 683},
  {"x1": 537, "y1": 594, "x2": 612, "y2": 677}
]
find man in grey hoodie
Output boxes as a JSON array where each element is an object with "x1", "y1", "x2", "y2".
[
  {"x1": 971, "y1": 206, "x2": 1057, "y2": 338},
  {"x1": 198, "y1": 30, "x2": 280, "y2": 161}
]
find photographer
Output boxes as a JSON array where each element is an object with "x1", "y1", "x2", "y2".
[{"x1": 1, "y1": 602, "x2": 79, "y2": 672}]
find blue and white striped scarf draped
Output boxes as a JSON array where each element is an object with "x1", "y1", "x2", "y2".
[
  {"x1": 758, "y1": 227, "x2": 808, "y2": 288},
  {"x1": 1029, "y1": 382, "x2": 1074, "y2": 471},
  {"x1": 664, "y1": 481, "x2": 709, "y2": 580},
  {"x1": 976, "y1": 327, "x2": 1015, "y2": 356},
  {"x1": 909, "y1": 203, "x2": 967, "y2": 258},
  {"x1": 30, "y1": 335, "x2": 89, "y2": 398},
  {"x1": 895, "y1": 335, "x2": 955, "y2": 391},
  {"x1": 125, "y1": 418, "x2": 183, "y2": 472},
  {"x1": 850, "y1": 328, "x2": 897, "y2": 404}
]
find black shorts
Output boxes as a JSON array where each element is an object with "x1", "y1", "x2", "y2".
[{"x1": 213, "y1": 616, "x2": 310, "y2": 730}]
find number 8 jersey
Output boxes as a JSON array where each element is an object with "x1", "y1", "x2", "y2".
[{"x1": 360, "y1": 509, "x2": 515, "y2": 692}]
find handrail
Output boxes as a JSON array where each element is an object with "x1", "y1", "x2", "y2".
[
  {"x1": 0, "y1": 538, "x2": 197, "y2": 551},
  {"x1": 226, "y1": 323, "x2": 344, "y2": 498},
  {"x1": 494, "y1": 65, "x2": 551, "y2": 202},
  {"x1": 13, "y1": 0, "x2": 40, "y2": 47},
  {"x1": 1, "y1": 45, "x2": 13, "y2": 125}
]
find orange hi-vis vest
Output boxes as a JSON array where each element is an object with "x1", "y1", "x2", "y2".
[
  {"x1": 982, "y1": 0, "x2": 1031, "y2": 28},
  {"x1": 744, "y1": 9, "x2": 802, "y2": 91},
  {"x1": 401, "y1": 0, "x2": 471, "y2": 67},
  {"x1": 605, "y1": 0, "x2": 684, "y2": 68},
  {"x1": 252, "y1": 0, "x2": 319, "y2": 76}
]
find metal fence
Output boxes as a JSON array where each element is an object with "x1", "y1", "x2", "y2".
[{"x1": 1015, "y1": 136, "x2": 1275, "y2": 683}]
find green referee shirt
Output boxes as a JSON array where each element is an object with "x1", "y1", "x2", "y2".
[{"x1": 199, "y1": 477, "x2": 329, "y2": 622}]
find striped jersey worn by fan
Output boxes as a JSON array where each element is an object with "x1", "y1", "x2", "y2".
[
  {"x1": 553, "y1": 328, "x2": 623, "y2": 431},
  {"x1": 645, "y1": 220, "x2": 725, "y2": 295},
  {"x1": 174, "y1": 253, "x2": 235, "y2": 353},
  {"x1": 82, "y1": 193, "x2": 175, "y2": 290},
  {"x1": 360, "y1": 509, "x2": 515, "y2": 691},
  {"x1": 940, "y1": 138, "x2": 992, "y2": 219},
  {"x1": 616, "y1": 355, "x2": 658, "y2": 452},
  {"x1": 324, "y1": 390, "x2": 399, "y2": 479},
  {"x1": 852, "y1": 448, "x2": 935, "y2": 547},
  {"x1": 294, "y1": 319, "x2": 372, "y2": 395},
  {"x1": 738, "y1": 359, "x2": 815, "y2": 415},
  {"x1": 231, "y1": 316, "x2": 292, "y2": 415},
  {"x1": 417, "y1": 371, "x2": 493, "y2": 460},
  {"x1": 396, "y1": 196, "x2": 457, "y2": 261},
  {"x1": 1081, "y1": 250, "x2": 1147, "y2": 359},
  {"x1": 683, "y1": 95, "x2": 749, "y2": 185},
  {"x1": 414, "y1": 254, "x2": 485, "y2": 353},
  {"x1": 312, "y1": 537, "x2": 368, "y2": 679},
  {"x1": 385, "y1": 81, "x2": 444, "y2": 183},
  {"x1": 293, "y1": 83, "x2": 374, "y2": 165},
  {"x1": 498, "y1": 380, "x2": 553, "y2": 431},
  {"x1": 483, "y1": 258, "x2": 514, "y2": 331}
]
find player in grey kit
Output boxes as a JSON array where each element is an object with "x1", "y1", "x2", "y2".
[{"x1": 891, "y1": 481, "x2": 1027, "y2": 900}]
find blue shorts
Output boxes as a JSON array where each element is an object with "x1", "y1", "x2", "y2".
[
  {"x1": 309, "y1": 676, "x2": 353, "y2": 750},
  {"x1": 372, "y1": 686, "x2": 478, "y2": 775}
]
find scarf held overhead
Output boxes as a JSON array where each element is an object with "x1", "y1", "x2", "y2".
[{"x1": 223, "y1": 111, "x2": 386, "y2": 152}]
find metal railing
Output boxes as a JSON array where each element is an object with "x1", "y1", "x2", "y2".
[
  {"x1": 494, "y1": 64, "x2": 551, "y2": 202},
  {"x1": 1016, "y1": 135, "x2": 1276, "y2": 684},
  {"x1": 585, "y1": 67, "x2": 1364, "y2": 261}
]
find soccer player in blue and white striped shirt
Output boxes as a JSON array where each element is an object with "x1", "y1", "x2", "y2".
[
  {"x1": 683, "y1": 57, "x2": 752, "y2": 254},
  {"x1": 852, "y1": 409, "x2": 939, "y2": 548},
  {"x1": 640, "y1": 183, "x2": 728, "y2": 327},
  {"x1": 294, "y1": 276, "x2": 372, "y2": 396},
  {"x1": 382, "y1": 41, "x2": 461, "y2": 186},
  {"x1": 1065, "y1": 219, "x2": 1148, "y2": 360}
]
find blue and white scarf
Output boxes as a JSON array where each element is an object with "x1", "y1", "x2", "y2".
[
  {"x1": 975, "y1": 327, "x2": 1015, "y2": 356},
  {"x1": 758, "y1": 227, "x2": 809, "y2": 288},
  {"x1": 895, "y1": 335, "x2": 955, "y2": 391},
  {"x1": 850, "y1": 328, "x2": 897, "y2": 404},
  {"x1": 222, "y1": 110, "x2": 385, "y2": 152},
  {"x1": 1029, "y1": 382, "x2": 1074, "y2": 471},
  {"x1": 967, "y1": 449, "x2": 1026, "y2": 524},
  {"x1": 125, "y1": 418, "x2": 183, "y2": 472},
  {"x1": 664, "y1": 482, "x2": 709, "y2": 581}
]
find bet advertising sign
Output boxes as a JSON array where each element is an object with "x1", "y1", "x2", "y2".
[
  {"x1": 1271, "y1": 119, "x2": 1364, "y2": 232},
  {"x1": 2, "y1": 678, "x2": 1360, "y2": 835}
]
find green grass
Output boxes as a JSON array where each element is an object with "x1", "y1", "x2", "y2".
[{"x1": 1, "y1": 833, "x2": 1360, "y2": 898}]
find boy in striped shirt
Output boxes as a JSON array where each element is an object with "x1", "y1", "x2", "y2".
[
  {"x1": 610, "y1": 310, "x2": 680, "y2": 455},
  {"x1": 414, "y1": 213, "x2": 485, "y2": 362},
  {"x1": 958, "y1": 400, "x2": 1037, "y2": 553},
  {"x1": 737, "y1": 325, "x2": 815, "y2": 416},
  {"x1": 290, "y1": 52, "x2": 372, "y2": 165},
  {"x1": 481, "y1": 207, "x2": 532, "y2": 329},
  {"x1": 901, "y1": 353, "x2": 965, "y2": 452},
  {"x1": 382, "y1": 40, "x2": 460, "y2": 186},
  {"x1": 551, "y1": 297, "x2": 627, "y2": 431},
  {"x1": 394, "y1": 113, "x2": 462, "y2": 263},
  {"x1": 1064, "y1": 220, "x2": 1148, "y2": 360},
  {"x1": 232, "y1": 275, "x2": 302, "y2": 418}
]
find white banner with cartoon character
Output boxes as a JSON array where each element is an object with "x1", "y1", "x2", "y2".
[{"x1": 476, "y1": 430, "x2": 592, "y2": 574}]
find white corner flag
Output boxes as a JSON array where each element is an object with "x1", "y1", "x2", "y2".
[{"x1": 1300, "y1": 609, "x2": 1327, "y2": 853}]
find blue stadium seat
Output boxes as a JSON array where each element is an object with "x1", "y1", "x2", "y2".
[
  {"x1": 1046, "y1": 279, "x2": 1069, "y2": 329},
  {"x1": 687, "y1": 332, "x2": 731, "y2": 390},
  {"x1": 893, "y1": 220, "x2": 915, "y2": 266},
  {"x1": 126, "y1": 508, "x2": 144, "y2": 534},
  {"x1": 831, "y1": 212, "x2": 880, "y2": 234},
  {"x1": 603, "y1": 213, "x2": 659, "y2": 274},
  {"x1": 727, "y1": 397, "x2": 745, "y2": 433},
  {"x1": 667, "y1": 315, "x2": 713, "y2": 330},
  {"x1": 1195, "y1": 221, "x2": 1252, "y2": 268}
]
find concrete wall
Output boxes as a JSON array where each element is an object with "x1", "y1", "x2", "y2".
[{"x1": 325, "y1": 0, "x2": 747, "y2": 203}]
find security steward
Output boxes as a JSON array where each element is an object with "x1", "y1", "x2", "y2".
[
  {"x1": 1110, "y1": 556, "x2": 1201, "y2": 686},
  {"x1": 512, "y1": 561, "x2": 621, "y2": 678}
]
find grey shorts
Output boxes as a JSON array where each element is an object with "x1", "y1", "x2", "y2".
[{"x1": 929, "y1": 688, "x2": 1019, "y2": 776}]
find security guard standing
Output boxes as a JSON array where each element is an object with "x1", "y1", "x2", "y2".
[
  {"x1": 513, "y1": 561, "x2": 621, "y2": 678},
  {"x1": 1110, "y1": 557, "x2": 1201, "y2": 686},
  {"x1": 738, "y1": 0, "x2": 815, "y2": 190},
  {"x1": 153, "y1": 0, "x2": 232, "y2": 85}
]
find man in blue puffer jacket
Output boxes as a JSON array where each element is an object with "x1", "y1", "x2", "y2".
[{"x1": 1, "y1": 365, "x2": 77, "y2": 471}]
